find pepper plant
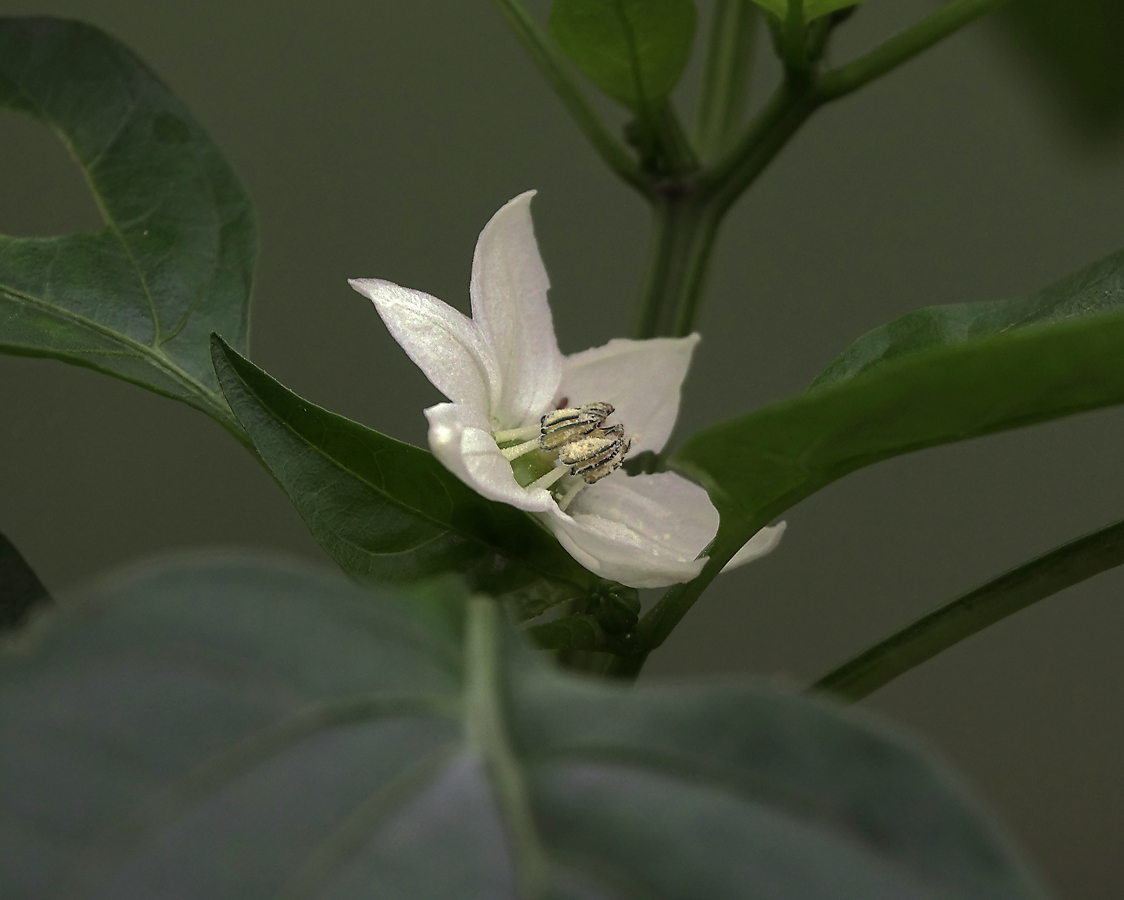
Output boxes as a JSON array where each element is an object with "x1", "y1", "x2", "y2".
[{"x1": 1, "y1": 2, "x2": 1122, "y2": 897}]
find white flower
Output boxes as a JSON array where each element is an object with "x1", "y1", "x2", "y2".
[{"x1": 350, "y1": 192, "x2": 783, "y2": 588}]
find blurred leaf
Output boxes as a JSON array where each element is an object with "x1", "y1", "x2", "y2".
[
  {"x1": 211, "y1": 337, "x2": 595, "y2": 595},
  {"x1": 675, "y1": 309, "x2": 1124, "y2": 567},
  {"x1": 0, "y1": 556, "x2": 1045, "y2": 899},
  {"x1": 550, "y1": 0, "x2": 697, "y2": 113},
  {"x1": 0, "y1": 18, "x2": 256, "y2": 426},
  {"x1": 812, "y1": 247, "x2": 1124, "y2": 390},
  {"x1": 0, "y1": 530, "x2": 49, "y2": 632},
  {"x1": 997, "y1": 0, "x2": 1124, "y2": 133},
  {"x1": 744, "y1": 0, "x2": 868, "y2": 22}
]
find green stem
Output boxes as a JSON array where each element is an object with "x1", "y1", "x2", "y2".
[
  {"x1": 693, "y1": 0, "x2": 760, "y2": 161},
  {"x1": 811, "y1": 518, "x2": 1124, "y2": 703},
  {"x1": 632, "y1": 194, "x2": 722, "y2": 339},
  {"x1": 488, "y1": 0, "x2": 649, "y2": 195},
  {"x1": 816, "y1": 0, "x2": 1011, "y2": 101}
]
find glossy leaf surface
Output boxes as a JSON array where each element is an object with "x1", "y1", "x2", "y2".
[
  {"x1": 675, "y1": 309, "x2": 1124, "y2": 570},
  {"x1": 0, "y1": 530, "x2": 49, "y2": 631},
  {"x1": 812, "y1": 248, "x2": 1124, "y2": 390},
  {"x1": 211, "y1": 337, "x2": 594, "y2": 594},
  {"x1": 0, "y1": 557, "x2": 1044, "y2": 899},
  {"x1": 550, "y1": 0, "x2": 697, "y2": 112},
  {"x1": 0, "y1": 18, "x2": 255, "y2": 426}
]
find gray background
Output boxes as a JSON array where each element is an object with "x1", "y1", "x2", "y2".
[{"x1": 2, "y1": 0, "x2": 1123, "y2": 895}]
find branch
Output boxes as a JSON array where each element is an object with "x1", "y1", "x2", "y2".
[
  {"x1": 489, "y1": 0, "x2": 649, "y2": 194},
  {"x1": 812, "y1": 518, "x2": 1124, "y2": 702},
  {"x1": 816, "y1": 0, "x2": 1010, "y2": 101}
]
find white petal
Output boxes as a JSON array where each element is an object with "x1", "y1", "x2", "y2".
[
  {"x1": 469, "y1": 191, "x2": 563, "y2": 427},
  {"x1": 721, "y1": 522, "x2": 786, "y2": 571},
  {"x1": 425, "y1": 402, "x2": 554, "y2": 513},
  {"x1": 351, "y1": 278, "x2": 499, "y2": 416},
  {"x1": 558, "y1": 334, "x2": 700, "y2": 454},
  {"x1": 539, "y1": 472, "x2": 719, "y2": 588}
]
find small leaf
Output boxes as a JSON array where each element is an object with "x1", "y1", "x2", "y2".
[
  {"x1": 812, "y1": 248, "x2": 1124, "y2": 390},
  {"x1": 550, "y1": 0, "x2": 698, "y2": 113},
  {"x1": 675, "y1": 308, "x2": 1124, "y2": 567},
  {"x1": 997, "y1": 0, "x2": 1124, "y2": 134},
  {"x1": 0, "y1": 530, "x2": 49, "y2": 632},
  {"x1": 0, "y1": 18, "x2": 256, "y2": 425},
  {"x1": 0, "y1": 556, "x2": 1045, "y2": 899},
  {"x1": 211, "y1": 336, "x2": 595, "y2": 594},
  {"x1": 743, "y1": 0, "x2": 868, "y2": 22}
]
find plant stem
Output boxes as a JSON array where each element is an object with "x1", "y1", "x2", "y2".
[
  {"x1": 488, "y1": 0, "x2": 648, "y2": 195},
  {"x1": 811, "y1": 518, "x2": 1124, "y2": 702},
  {"x1": 632, "y1": 193, "x2": 722, "y2": 338},
  {"x1": 694, "y1": 0, "x2": 760, "y2": 161},
  {"x1": 816, "y1": 0, "x2": 1011, "y2": 101}
]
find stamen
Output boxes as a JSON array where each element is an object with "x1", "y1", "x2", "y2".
[
  {"x1": 492, "y1": 424, "x2": 540, "y2": 444},
  {"x1": 540, "y1": 402, "x2": 614, "y2": 450},
  {"x1": 555, "y1": 479, "x2": 587, "y2": 512},
  {"x1": 528, "y1": 466, "x2": 568, "y2": 491},
  {"x1": 560, "y1": 424, "x2": 631, "y2": 484},
  {"x1": 500, "y1": 437, "x2": 542, "y2": 461}
]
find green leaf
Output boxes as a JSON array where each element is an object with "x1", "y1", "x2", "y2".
[
  {"x1": 813, "y1": 516, "x2": 1124, "y2": 702},
  {"x1": 0, "y1": 556, "x2": 1045, "y2": 899},
  {"x1": 674, "y1": 310, "x2": 1124, "y2": 575},
  {"x1": 550, "y1": 0, "x2": 698, "y2": 113},
  {"x1": 812, "y1": 248, "x2": 1124, "y2": 390},
  {"x1": 744, "y1": 0, "x2": 868, "y2": 22},
  {"x1": 997, "y1": 0, "x2": 1124, "y2": 134},
  {"x1": 0, "y1": 18, "x2": 256, "y2": 430},
  {"x1": 211, "y1": 336, "x2": 594, "y2": 595},
  {"x1": 0, "y1": 530, "x2": 49, "y2": 632}
]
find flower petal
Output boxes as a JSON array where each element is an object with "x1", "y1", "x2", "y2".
[
  {"x1": 558, "y1": 334, "x2": 700, "y2": 454},
  {"x1": 351, "y1": 278, "x2": 499, "y2": 416},
  {"x1": 469, "y1": 191, "x2": 563, "y2": 427},
  {"x1": 425, "y1": 402, "x2": 554, "y2": 513},
  {"x1": 722, "y1": 522, "x2": 787, "y2": 572},
  {"x1": 539, "y1": 472, "x2": 718, "y2": 588}
]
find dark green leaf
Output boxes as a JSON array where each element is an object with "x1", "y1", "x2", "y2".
[
  {"x1": 996, "y1": 0, "x2": 1124, "y2": 134},
  {"x1": 550, "y1": 0, "x2": 697, "y2": 113},
  {"x1": 0, "y1": 530, "x2": 49, "y2": 631},
  {"x1": 211, "y1": 336, "x2": 594, "y2": 594},
  {"x1": 814, "y1": 516, "x2": 1124, "y2": 702},
  {"x1": 812, "y1": 248, "x2": 1124, "y2": 390},
  {"x1": 0, "y1": 556, "x2": 1045, "y2": 899},
  {"x1": 674, "y1": 310, "x2": 1124, "y2": 573},
  {"x1": 0, "y1": 18, "x2": 256, "y2": 429}
]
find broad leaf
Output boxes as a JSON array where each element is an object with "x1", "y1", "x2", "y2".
[
  {"x1": 745, "y1": 0, "x2": 868, "y2": 22},
  {"x1": 211, "y1": 337, "x2": 595, "y2": 595},
  {"x1": 998, "y1": 0, "x2": 1124, "y2": 134},
  {"x1": 812, "y1": 248, "x2": 1124, "y2": 390},
  {"x1": 674, "y1": 310, "x2": 1124, "y2": 571},
  {"x1": 0, "y1": 18, "x2": 256, "y2": 427},
  {"x1": 0, "y1": 530, "x2": 49, "y2": 631},
  {"x1": 550, "y1": 0, "x2": 697, "y2": 113},
  {"x1": 0, "y1": 557, "x2": 1044, "y2": 899}
]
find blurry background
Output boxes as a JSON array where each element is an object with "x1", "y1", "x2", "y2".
[{"x1": 2, "y1": 0, "x2": 1123, "y2": 895}]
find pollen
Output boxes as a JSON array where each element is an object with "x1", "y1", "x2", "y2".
[{"x1": 539, "y1": 402, "x2": 613, "y2": 450}]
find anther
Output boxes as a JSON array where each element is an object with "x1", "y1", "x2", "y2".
[
  {"x1": 559, "y1": 424, "x2": 631, "y2": 484},
  {"x1": 539, "y1": 402, "x2": 613, "y2": 450}
]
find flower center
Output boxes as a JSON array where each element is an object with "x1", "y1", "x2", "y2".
[{"x1": 493, "y1": 402, "x2": 632, "y2": 512}]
